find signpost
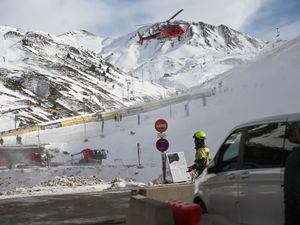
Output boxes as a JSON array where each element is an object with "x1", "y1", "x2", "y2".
[
  {"x1": 154, "y1": 119, "x2": 168, "y2": 133},
  {"x1": 166, "y1": 152, "x2": 191, "y2": 182},
  {"x1": 155, "y1": 119, "x2": 169, "y2": 183},
  {"x1": 156, "y1": 138, "x2": 169, "y2": 152}
]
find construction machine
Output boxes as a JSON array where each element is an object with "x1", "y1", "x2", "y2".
[
  {"x1": 71, "y1": 148, "x2": 108, "y2": 164},
  {"x1": 0, "y1": 144, "x2": 50, "y2": 169}
]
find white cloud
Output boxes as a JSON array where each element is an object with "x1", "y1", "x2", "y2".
[
  {"x1": 0, "y1": 0, "x2": 267, "y2": 36},
  {"x1": 139, "y1": 0, "x2": 264, "y2": 29},
  {"x1": 0, "y1": 0, "x2": 112, "y2": 34},
  {"x1": 257, "y1": 20, "x2": 300, "y2": 41}
]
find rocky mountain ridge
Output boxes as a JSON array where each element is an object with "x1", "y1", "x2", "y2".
[
  {"x1": 0, "y1": 20, "x2": 268, "y2": 128},
  {"x1": 0, "y1": 26, "x2": 171, "y2": 128}
]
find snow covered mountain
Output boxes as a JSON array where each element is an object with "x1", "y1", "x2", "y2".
[
  {"x1": 0, "y1": 21, "x2": 268, "y2": 128},
  {"x1": 100, "y1": 21, "x2": 267, "y2": 89},
  {"x1": 0, "y1": 26, "x2": 173, "y2": 128}
]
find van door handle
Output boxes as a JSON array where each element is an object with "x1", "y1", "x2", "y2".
[
  {"x1": 227, "y1": 174, "x2": 235, "y2": 180},
  {"x1": 240, "y1": 172, "x2": 249, "y2": 179}
]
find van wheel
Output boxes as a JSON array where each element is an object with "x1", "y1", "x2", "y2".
[{"x1": 193, "y1": 197, "x2": 208, "y2": 214}]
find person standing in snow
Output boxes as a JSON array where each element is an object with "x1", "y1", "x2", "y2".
[
  {"x1": 16, "y1": 135, "x2": 22, "y2": 144},
  {"x1": 187, "y1": 130, "x2": 211, "y2": 177}
]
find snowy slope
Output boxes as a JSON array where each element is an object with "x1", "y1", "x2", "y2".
[
  {"x1": 101, "y1": 21, "x2": 267, "y2": 89},
  {"x1": 0, "y1": 26, "x2": 173, "y2": 128},
  {"x1": 58, "y1": 30, "x2": 104, "y2": 53},
  {"x1": 0, "y1": 35, "x2": 299, "y2": 198},
  {"x1": 0, "y1": 22, "x2": 269, "y2": 129}
]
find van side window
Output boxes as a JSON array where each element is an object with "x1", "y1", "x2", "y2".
[
  {"x1": 243, "y1": 122, "x2": 285, "y2": 168},
  {"x1": 283, "y1": 121, "x2": 300, "y2": 165},
  {"x1": 217, "y1": 131, "x2": 242, "y2": 172}
]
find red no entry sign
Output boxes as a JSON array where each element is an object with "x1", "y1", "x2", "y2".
[
  {"x1": 156, "y1": 138, "x2": 169, "y2": 152},
  {"x1": 155, "y1": 119, "x2": 168, "y2": 133}
]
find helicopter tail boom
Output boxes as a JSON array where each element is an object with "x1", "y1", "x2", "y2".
[{"x1": 137, "y1": 32, "x2": 143, "y2": 45}]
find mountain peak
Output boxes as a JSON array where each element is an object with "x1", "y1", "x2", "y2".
[
  {"x1": 100, "y1": 20, "x2": 267, "y2": 89},
  {"x1": 59, "y1": 29, "x2": 97, "y2": 37}
]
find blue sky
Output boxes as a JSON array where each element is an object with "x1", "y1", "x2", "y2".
[
  {"x1": 0, "y1": 0, "x2": 299, "y2": 41},
  {"x1": 242, "y1": 0, "x2": 300, "y2": 40}
]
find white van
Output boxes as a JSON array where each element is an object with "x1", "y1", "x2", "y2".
[{"x1": 193, "y1": 113, "x2": 300, "y2": 225}]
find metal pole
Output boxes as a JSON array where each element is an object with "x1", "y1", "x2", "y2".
[
  {"x1": 184, "y1": 103, "x2": 190, "y2": 117},
  {"x1": 138, "y1": 114, "x2": 140, "y2": 127},
  {"x1": 14, "y1": 114, "x2": 17, "y2": 129},
  {"x1": 37, "y1": 124, "x2": 41, "y2": 148},
  {"x1": 101, "y1": 119, "x2": 104, "y2": 137},
  {"x1": 82, "y1": 116, "x2": 88, "y2": 142},
  {"x1": 202, "y1": 96, "x2": 207, "y2": 107},
  {"x1": 137, "y1": 143, "x2": 141, "y2": 166},
  {"x1": 162, "y1": 152, "x2": 166, "y2": 183}
]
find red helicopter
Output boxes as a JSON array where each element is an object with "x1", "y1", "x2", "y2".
[{"x1": 137, "y1": 9, "x2": 186, "y2": 45}]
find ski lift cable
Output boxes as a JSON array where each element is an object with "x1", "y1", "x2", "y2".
[{"x1": 251, "y1": 17, "x2": 300, "y2": 37}]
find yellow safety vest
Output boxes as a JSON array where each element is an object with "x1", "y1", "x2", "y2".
[{"x1": 195, "y1": 146, "x2": 211, "y2": 166}]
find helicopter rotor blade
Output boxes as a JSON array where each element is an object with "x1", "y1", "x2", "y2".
[
  {"x1": 135, "y1": 22, "x2": 159, "y2": 27},
  {"x1": 167, "y1": 9, "x2": 183, "y2": 22},
  {"x1": 135, "y1": 23, "x2": 151, "y2": 27},
  {"x1": 135, "y1": 24, "x2": 145, "y2": 27}
]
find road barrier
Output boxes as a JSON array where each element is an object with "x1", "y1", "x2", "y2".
[
  {"x1": 60, "y1": 115, "x2": 97, "y2": 127},
  {"x1": 137, "y1": 183, "x2": 194, "y2": 202},
  {"x1": 127, "y1": 182, "x2": 241, "y2": 225},
  {"x1": 126, "y1": 194, "x2": 174, "y2": 225},
  {"x1": 0, "y1": 90, "x2": 212, "y2": 137}
]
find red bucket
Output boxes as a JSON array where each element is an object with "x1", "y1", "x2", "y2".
[{"x1": 166, "y1": 199, "x2": 202, "y2": 225}]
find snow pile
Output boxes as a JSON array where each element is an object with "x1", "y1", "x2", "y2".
[
  {"x1": 41, "y1": 175, "x2": 105, "y2": 187},
  {"x1": 0, "y1": 175, "x2": 147, "y2": 199},
  {"x1": 109, "y1": 177, "x2": 146, "y2": 190}
]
